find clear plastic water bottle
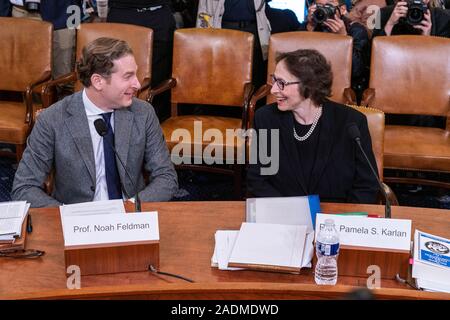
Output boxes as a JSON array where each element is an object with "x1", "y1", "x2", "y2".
[{"x1": 315, "y1": 218, "x2": 339, "y2": 285}]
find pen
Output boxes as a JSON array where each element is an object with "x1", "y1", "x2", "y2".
[{"x1": 27, "y1": 214, "x2": 33, "y2": 234}]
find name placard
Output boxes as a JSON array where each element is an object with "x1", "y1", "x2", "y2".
[
  {"x1": 315, "y1": 213, "x2": 411, "y2": 252},
  {"x1": 61, "y1": 211, "x2": 159, "y2": 247}
]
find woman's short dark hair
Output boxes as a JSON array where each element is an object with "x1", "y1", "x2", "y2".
[
  {"x1": 77, "y1": 37, "x2": 134, "y2": 87},
  {"x1": 275, "y1": 49, "x2": 332, "y2": 105}
]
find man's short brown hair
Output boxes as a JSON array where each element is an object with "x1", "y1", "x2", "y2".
[
  {"x1": 275, "y1": 49, "x2": 333, "y2": 106},
  {"x1": 76, "y1": 37, "x2": 134, "y2": 87}
]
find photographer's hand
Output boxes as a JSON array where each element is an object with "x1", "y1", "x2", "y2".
[
  {"x1": 323, "y1": 14, "x2": 347, "y2": 35},
  {"x1": 413, "y1": 10, "x2": 432, "y2": 35},
  {"x1": 385, "y1": 1, "x2": 408, "y2": 35},
  {"x1": 306, "y1": 4, "x2": 317, "y2": 31}
]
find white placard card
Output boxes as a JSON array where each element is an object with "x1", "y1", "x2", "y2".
[
  {"x1": 61, "y1": 212, "x2": 159, "y2": 247},
  {"x1": 315, "y1": 213, "x2": 411, "y2": 252}
]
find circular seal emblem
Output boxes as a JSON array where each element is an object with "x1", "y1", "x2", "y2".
[{"x1": 425, "y1": 241, "x2": 449, "y2": 254}]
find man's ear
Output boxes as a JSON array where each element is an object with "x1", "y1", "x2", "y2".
[{"x1": 90, "y1": 73, "x2": 104, "y2": 90}]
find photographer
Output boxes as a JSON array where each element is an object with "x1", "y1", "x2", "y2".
[
  {"x1": 304, "y1": 0, "x2": 371, "y2": 100},
  {"x1": 372, "y1": 0, "x2": 450, "y2": 37}
]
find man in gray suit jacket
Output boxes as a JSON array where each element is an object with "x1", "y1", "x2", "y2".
[{"x1": 12, "y1": 37, "x2": 178, "y2": 207}]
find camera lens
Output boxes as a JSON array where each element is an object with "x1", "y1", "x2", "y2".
[
  {"x1": 408, "y1": 8, "x2": 424, "y2": 24},
  {"x1": 314, "y1": 8, "x2": 327, "y2": 23}
]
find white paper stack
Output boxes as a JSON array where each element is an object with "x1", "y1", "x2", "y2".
[
  {"x1": 412, "y1": 230, "x2": 450, "y2": 293},
  {"x1": 211, "y1": 196, "x2": 317, "y2": 273},
  {"x1": 60, "y1": 199, "x2": 126, "y2": 217},
  {"x1": 0, "y1": 201, "x2": 30, "y2": 242}
]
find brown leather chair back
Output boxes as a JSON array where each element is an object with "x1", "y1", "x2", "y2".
[
  {"x1": 369, "y1": 36, "x2": 450, "y2": 117},
  {"x1": 267, "y1": 32, "x2": 353, "y2": 104},
  {"x1": 349, "y1": 105, "x2": 385, "y2": 180},
  {"x1": 0, "y1": 17, "x2": 52, "y2": 91},
  {"x1": 75, "y1": 23, "x2": 153, "y2": 92},
  {"x1": 171, "y1": 28, "x2": 254, "y2": 107}
]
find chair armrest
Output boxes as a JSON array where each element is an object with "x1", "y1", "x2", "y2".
[
  {"x1": 146, "y1": 78, "x2": 177, "y2": 104},
  {"x1": 382, "y1": 182, "x2": 399, "y2": 206},
  {"x1": 41, "y1": 72, "x2": 78, "y2": 108},
  {"x1": 361, "y1": 88, "x2": 375, "y2": 107},
  {"x1": 241, "y1": 82, "x2": 254, "y2": 130},
  {"x1": 137, "y1": 77, "x2": 151, "y2": 100},
  {"x1": 343, "y1": 87, "x2": 357, "y2": 105},
  {"x1": 247, "y1": 84, "x2": 271, "y2": 129},
  {"x1": 25, "y1": 71, "x2": 52, "y2": 125}
]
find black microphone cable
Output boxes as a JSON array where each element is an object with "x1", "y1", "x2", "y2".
[
  {"x1": 94, "y1": 118, "x2": 142, "y2": 212},
  {"x1": 148, "y1": 265, "x2": 194, "y2": 283},
  {"x1": 347, "y1": 123, "x2": 391, "y2": 218}
]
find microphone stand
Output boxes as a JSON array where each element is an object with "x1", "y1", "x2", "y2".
[
  {"x1": 354, "y1": 137, "x2": 391, "y2": 218},
  {"x1": 113, "y1": 150, "x2": 142, "y2": 213}
]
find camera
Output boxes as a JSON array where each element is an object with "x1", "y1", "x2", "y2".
[
  {"x1": 24, "y1": 0, "x2": 40, "y2": 12},
  {"x1": 406, "y1": 0, "x2": 427, "y2": 25},
  {"x1": 313, "y1": 4, "x2": 338, "y2": 24}
]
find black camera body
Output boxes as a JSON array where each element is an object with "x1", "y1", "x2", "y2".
[
  {"x1": 313, "y1": 4, "x2": 338, "y2": 24},
  {"x1": 24, "y1": 0, "x2": 40, "y2": 12},
  {"x1": 406, "y1": 0, "x2": 428, "y2": 25}
]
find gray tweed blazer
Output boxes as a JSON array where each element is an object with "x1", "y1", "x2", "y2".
[{"x1": 12, "y1": 92, "x2": 178, "y2": 207}]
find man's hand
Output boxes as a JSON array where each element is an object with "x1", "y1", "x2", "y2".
[
  {"x1": 384, "y1": 1, "x2": 408, "y2": 35},
  {"x1": 323, "y1": 13, "x2": 347, "y2": 35},
  {"x1": 413, "y1": 10, "x2": 432, "y2": 35}
]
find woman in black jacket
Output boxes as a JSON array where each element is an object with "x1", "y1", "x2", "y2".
[{"x1": 247, "y1": 49, "x2": 379, "y2": 203}]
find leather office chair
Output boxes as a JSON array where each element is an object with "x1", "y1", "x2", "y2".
[
  {"x1": 362, "y1": 36, "x2": 450, "y2": 189},
  {"x1": 0, "y1": 17, "x2": 52, "y2": 161},
  {"x1": 42, "y1": 22, "x2": 153, "y2": 107},
  {"x1": 248, "y1": 32, "x2": 355, "y2": 128},
  {"x1": 348, "y1": 105, "x2": 398, "y2": 205},
  {"x1": 148, "y1": 28, "x2": 254, "y2": 198}
]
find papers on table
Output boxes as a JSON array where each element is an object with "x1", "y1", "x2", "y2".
[
  {"x1": 246, "y1": 195, "x2": 320, "y2": 233},
  {"x1": 228, "y1": 223, "x2": 308, "y2": 273},
  {"x1": 0, "y1": 201, "x2": 30, "y2": 241},
  {"x1": 211, "y1": 230, "x2": 242, "y2": 270},
  {"x1": 211, "y1": 196, "x2": 318, "y2": 273},
  {"x1": 412, "y1": 230, "x2": 450, "y2": 293},
  {"x1": 60, "y1": 199, "x2": 125, "y2": 216}
]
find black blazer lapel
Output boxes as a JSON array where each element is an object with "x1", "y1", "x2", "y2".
[
  {"x1": 309, "y1": 103, "x2": 336, "y2": 193},
  {"x1": 279, "y1": 112, "x2": 308, "y2": 194}
]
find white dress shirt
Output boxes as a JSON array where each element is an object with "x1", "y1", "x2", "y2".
[{"x1": 82, "y1": 89, "x2": 120, "y2": 201}]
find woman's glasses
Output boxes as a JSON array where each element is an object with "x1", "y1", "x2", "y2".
[{"x1": 270, "y1": 74, "x2": 301, "y2": 91}]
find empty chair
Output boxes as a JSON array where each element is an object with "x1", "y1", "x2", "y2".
[
  {"x1": 363, "y1": 35, "x2": 450, "y2": 189},
  {"x1": 148, "y1": 28, "x2": 255, "y2": 198},
  {"x1": 0, "y1": 17, "x2": 53, "y2": 161}
]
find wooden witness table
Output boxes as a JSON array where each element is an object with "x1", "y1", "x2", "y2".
[{"x1": 0, "y1": 201, "x2": 449, "y2": 300}]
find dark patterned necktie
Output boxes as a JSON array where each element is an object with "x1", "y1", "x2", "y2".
[{"x1": 101, "y1": 112, "x2": 122, "y2": 199}]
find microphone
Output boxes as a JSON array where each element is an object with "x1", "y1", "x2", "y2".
[
  {"x1": 94, "y1": 118, "x2": 142, "y2": 212},
  {"x1": 347, "y1": 123, "x2": 391, "y2": 218}
]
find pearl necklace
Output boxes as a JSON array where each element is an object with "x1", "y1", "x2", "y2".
[{"x1": 293, "y1": 107, "x2": 322, "y2": 142}]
